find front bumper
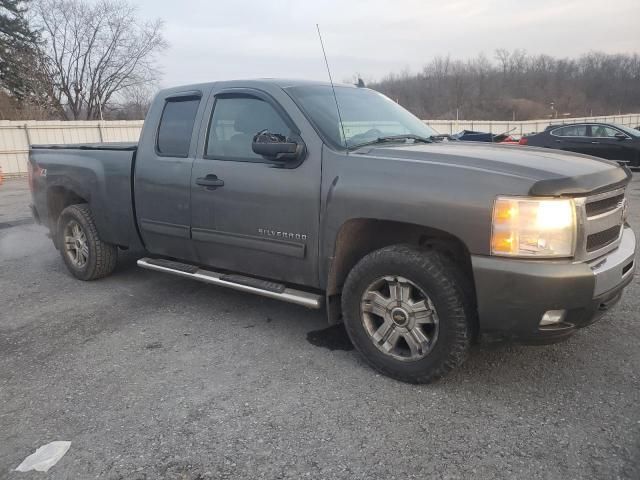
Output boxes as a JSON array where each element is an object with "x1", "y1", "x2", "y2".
[{"x1": 472, "y1": 226, "x2": 636, "y2": 343}]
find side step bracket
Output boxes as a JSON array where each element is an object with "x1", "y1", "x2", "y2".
[{"x1": 137, "y1": 257, "x2": 322, "y2": 309}]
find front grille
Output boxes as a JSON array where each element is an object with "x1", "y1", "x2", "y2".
[
  {"x1": 586, "y1": 225, "x2": 621, "y2": 252},
  {"x1": 585, "y1": 193, "x2": 624, "y2": 217},
  {"x1": 580, "y1": 187, "x2": 626, "y2": 260}
]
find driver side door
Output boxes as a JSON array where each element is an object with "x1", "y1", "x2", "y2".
[
  {"x1": 587, "y1": 125, "x2": 631, "y2": 164},
  {"x1": 190, "y1": 87, "x2": 322, "y2": 286}
]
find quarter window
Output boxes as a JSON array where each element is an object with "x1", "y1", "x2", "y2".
[
  {"x1": 206, "y1": 96, "x2": 290, "y2": 161},
  {"x1": 552, "y1": 125, "x2": 588, "y2": 137},
  {"x1": 156, "y1": 97, "x2": 201, "y2": 157}
]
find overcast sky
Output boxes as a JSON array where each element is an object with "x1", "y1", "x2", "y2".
[{"x1": 132, "y1": 0, "x2": 640, "y2": 88}]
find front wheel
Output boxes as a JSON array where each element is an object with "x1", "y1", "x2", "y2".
[
  {"x1": 57, "y1": 204, "x2": 117, "y2": 280},
  {"x1": 341, "y1": 245, "x2": 473, "y2": 384}
]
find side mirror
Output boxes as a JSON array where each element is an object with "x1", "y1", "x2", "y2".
[
  {"x1": 614, "y1": 132, "x2": 628, "y2": 141},
  {"x1": 252, "y1": 130, "x2": 305, "y2": 165}
]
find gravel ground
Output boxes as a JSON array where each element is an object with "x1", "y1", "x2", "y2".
[{"x1": 0, "y1": 177, "x2": 639, "y2": 480}]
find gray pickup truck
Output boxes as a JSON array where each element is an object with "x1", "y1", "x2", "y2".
[{"x1": 29, "y1": 79, "x2": 636, "y2": 383}]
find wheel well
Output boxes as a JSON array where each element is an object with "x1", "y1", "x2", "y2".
[
  {"x1": 47, "y1": 187, "x2": 87, "y2": 238},
  {"x1": 326, "y1": 219, "x2": 475, "y2": 324}
]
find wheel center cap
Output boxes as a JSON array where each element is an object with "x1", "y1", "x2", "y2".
[{"x1": 391, "y1": 307, "x2": 409, "y2": 326}]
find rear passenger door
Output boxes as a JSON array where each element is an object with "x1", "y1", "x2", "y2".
[
  {"x1": 549, "y1": 125, "x2": 591, "y2": 155},
  {"x1": 134, "y1": 90, "x2": 205, "y2": 261}
]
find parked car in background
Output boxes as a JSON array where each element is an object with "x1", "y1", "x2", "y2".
[
  {"x1": 453, "y1": 130, "x2": 494, "y2": 142},
  {"x1": 497, "y1": 135, "x2": 520, "y2": 145},
  {"x1": 452, "y1": 130, "x2": 518, "y2": 143},
  {"x1": 521, "y1": 123, "x2": 640, "y2": 168}
]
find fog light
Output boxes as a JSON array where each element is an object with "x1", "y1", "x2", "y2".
[{"x1": 539, "y1": 310, "x2": 566, "y2": 326}]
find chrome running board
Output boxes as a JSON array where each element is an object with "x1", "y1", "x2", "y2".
[{"x1": 137, "y1": 257, "x2": 322, "y2": 309}]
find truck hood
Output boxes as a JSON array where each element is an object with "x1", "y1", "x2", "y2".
[{"x1": 354, "y1": 142, "x2": 630, "y2": 196}]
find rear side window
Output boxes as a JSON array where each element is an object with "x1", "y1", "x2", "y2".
[
  {"x1": 551, "y1": 125, "x2": 588, "y2": 137},
  {"x1": 156, "y1": 97, "x2": 201, "y2": 157}
]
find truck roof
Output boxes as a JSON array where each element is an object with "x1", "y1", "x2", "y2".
[{"x1": 158, "y1": 78, "x2": 358, "y2": 96}]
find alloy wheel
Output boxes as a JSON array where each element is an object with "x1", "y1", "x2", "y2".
[
  {"x1": 63, "y1": 220, "x2": 89, "y2": 268},
  {"x1": 360, "y1": 275, "x2": 439, "y2": 361}
]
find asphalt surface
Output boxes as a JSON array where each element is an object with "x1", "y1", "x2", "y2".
[{"x1": 1, "y1": 177, "x2": 639, "y2": 479}]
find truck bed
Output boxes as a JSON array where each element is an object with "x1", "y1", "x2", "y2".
[{"x1": 29, "y1": 142, "x2": 141, "y2": 250}]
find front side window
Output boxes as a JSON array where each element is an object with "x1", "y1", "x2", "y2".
[
  {"x1": 612, "y1": 124, "x2": 640, "y2": 138},
  {"x1": 156, "y1": 97, "x2": 201, "y2": 157},
  {"x1": 285, "y1": 85, "x2": 438, "y2": 149},
  {"x1": 590, "y1": 125, "x2": 622, "y2": 138},
  {"x1": 206, "y1": 96, "x2": 290, "y2": 161},
  {"x1": 552, "y1": 125, "x2": 588, "y2": 137}
]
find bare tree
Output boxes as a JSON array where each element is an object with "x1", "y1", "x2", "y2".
[
  {"x1": 108, "y1": 83, "x2": 153, "y2": 119},
  {"x1": 30, "y1": 0, "x2": 166, "y2": 120},
  {"x1": 494, "y1": 48, "x2": 510, "y2": 77}
]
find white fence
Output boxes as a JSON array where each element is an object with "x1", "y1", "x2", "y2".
[
  {"x1": 0, "y1": 120, "x2": 143, "y2": 178},
  {"x1": 426, "y1": 113, "x2": 640, "y2": 136},
  {"x1": 1, "y1": 114, "x2": 640, "y2": 177}
]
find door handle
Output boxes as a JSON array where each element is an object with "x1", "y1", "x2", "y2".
[
  {"x1": 591, "y1": 141, "x2": 600, "y2": 144},
  {"x1": 196, "y1": 175, "x2": 224, "y2": 189}
]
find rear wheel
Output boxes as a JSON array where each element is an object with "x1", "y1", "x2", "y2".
[
  {"x1": 57, "y1": 204, "x2": 117, "y2": 280},
  {"x1": 342, "y1": 245, "x2": 473, "y2": 384}
]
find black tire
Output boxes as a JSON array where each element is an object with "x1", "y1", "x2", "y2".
[
  {"x1": 57, "y1": 204, "x2": 117, "y2": 280},
  {"x1": 341, "y1": 245, "x2": 473, "y2": 384}
]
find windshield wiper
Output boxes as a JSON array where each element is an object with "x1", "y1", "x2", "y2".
[{"x1": 348, "y1": 134, "x2": 433, "y2": 150}]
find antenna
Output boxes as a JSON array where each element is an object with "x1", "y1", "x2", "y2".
[{"x1": 316, "y1": 24, "x2": 347, "y2": 150}]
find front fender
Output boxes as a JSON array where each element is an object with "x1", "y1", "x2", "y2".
[{"x1": 318, "y1": 148, "x2": 535, "y2": 288}]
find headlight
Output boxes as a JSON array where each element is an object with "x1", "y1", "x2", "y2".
[{"x1": 491, "y1": 196, "x2": 576, "y2": 257}]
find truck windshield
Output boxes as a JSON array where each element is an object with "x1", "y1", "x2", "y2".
[{"x1": 286, "y1": 85, "x2": 438, "y2": 150}]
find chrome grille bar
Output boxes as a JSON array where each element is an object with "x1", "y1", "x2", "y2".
[{"x1": 577, "y1": 187, "x2": 626, "y2": 261}]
